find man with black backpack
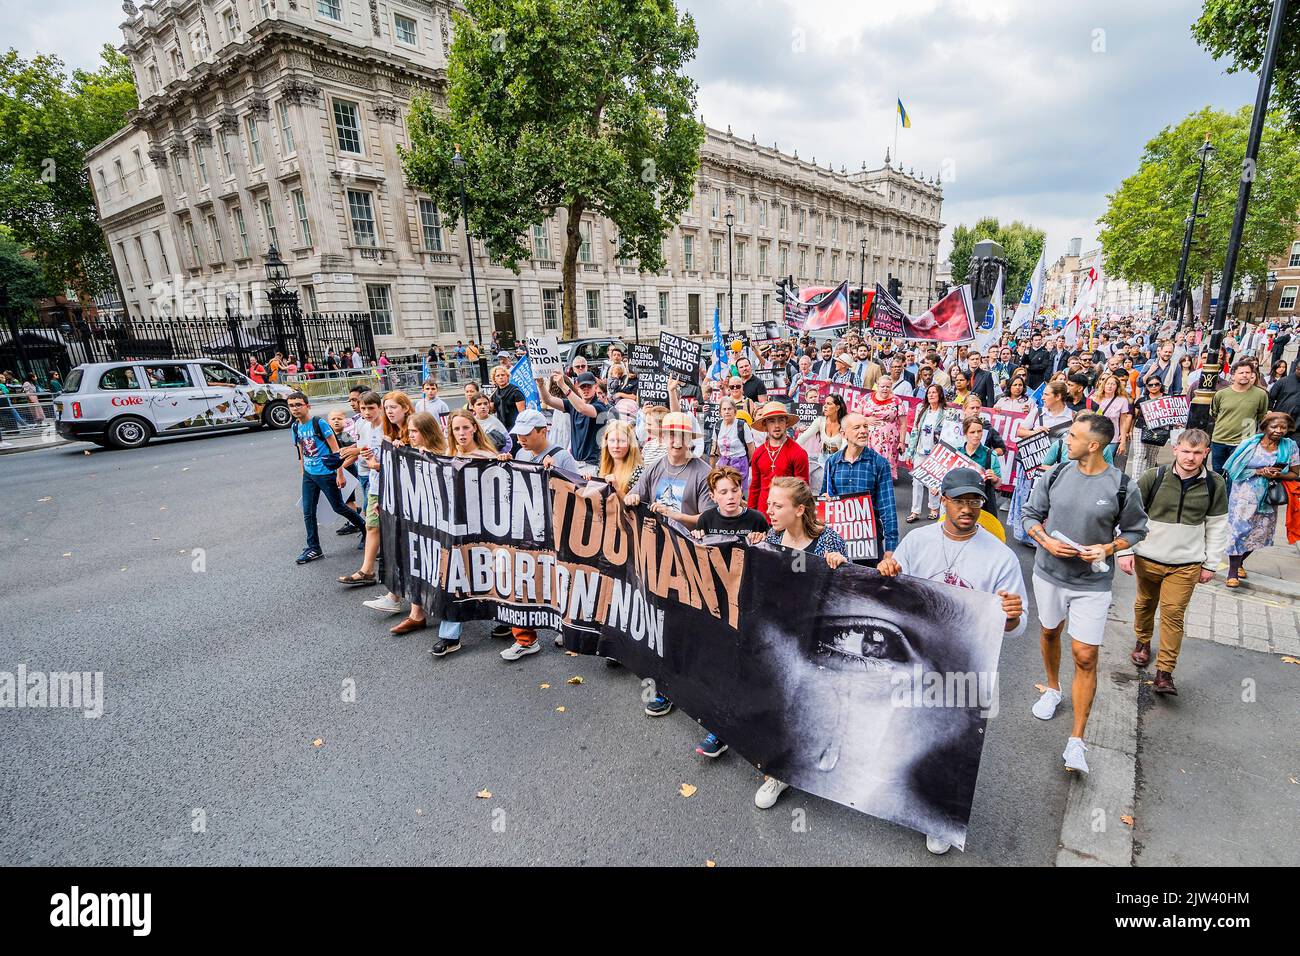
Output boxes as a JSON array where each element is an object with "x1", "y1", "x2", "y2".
[
  {"x1": 287, "y1": 391, "x2": 365, "y2": 565},
  {"x1": 1022, "y1": 412, "x2": 1149, "y2": 774},
  {"x1": 1117, "y1": 429, "x2": 1227, "y2": 697}
]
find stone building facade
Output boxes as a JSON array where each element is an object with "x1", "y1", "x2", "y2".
[{"x1": 89, "y1": 0, "x2": 944, "y2": 351}]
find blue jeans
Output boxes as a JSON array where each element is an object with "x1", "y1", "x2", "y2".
[
  {"x1": 302, "y1": 471, "x2": 365, "y2": 551},
  {"x1": 1210, "y1": 441, "x2": 1235, "y2": 477}
]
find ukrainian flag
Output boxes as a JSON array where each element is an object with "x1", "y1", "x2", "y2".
[{"x1": 897, "y1": 98, "x2": 911, "y2": 128}]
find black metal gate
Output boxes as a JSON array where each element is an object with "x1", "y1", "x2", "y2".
[{"x1": 2, "y1": 310, "x2": 378, "y2": 379}]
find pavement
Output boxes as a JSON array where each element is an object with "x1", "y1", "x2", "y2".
[{"x1": 1, "y1": 426, "x2": 1294, "y2": 866}]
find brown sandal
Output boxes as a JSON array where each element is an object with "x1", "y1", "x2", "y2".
[
  {"x1": 905, "y1": 513, "x2": 919, "y2": 523},
  {"x1": 390, "y1": 616, "x2": 428, "y2": 635},
  {"x1": 338, "y1": 571, "x2": 377, "y2": 587}
]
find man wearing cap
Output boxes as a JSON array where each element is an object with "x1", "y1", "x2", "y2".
[
  {"x1": 535, "y1": 369, "x2": 609, "y2": 468},
  {"x1": 823, "y1": 413, "x2": 899, "y2": 561},
  {"x1": 492, "y1": 409, "x2": 580, "y2": 660},
  {"x1": 878, "y1": 466, "x2": 1027, "y2": 854},
  {"x1": 748, "y1": 402, "x2": 810, "y2": 514}
]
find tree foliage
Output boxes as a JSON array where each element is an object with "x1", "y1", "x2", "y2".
[
  {"x1": 948, "y1": 217, "x2": 1046, "y2": 302},
  {"x1": 0, "y1": 227, "x2": 56, "y2": 318},
  {"x1": 0, "y1": 45, "x2": 137, "y2": 302},
  {"x1": 401, "y1": 0, "x2": 705, "y2": 339},
  {"x1": 1098, "y1": 106, "x2": 1300, "y2": 294},
  {"x1": 1193, "y1": 0, "x2": 1300, "y2": 131}
]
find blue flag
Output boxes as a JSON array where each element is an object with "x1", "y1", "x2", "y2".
[
  {"x1": 1030, "y1": 381, "x2": 1045, "y2": 408},
  {"x1": 709, "y1": 307, "x2": 726, "y2": 381},
  {"x1": 510, "y1": 354, "x2": 541, "y2": 410}
]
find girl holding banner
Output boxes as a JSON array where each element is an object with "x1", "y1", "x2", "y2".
[{"x1": 904, "y1": 384, "x2": 950, "y2": 522}]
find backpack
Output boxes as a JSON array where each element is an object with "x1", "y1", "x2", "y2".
[
  {"x1": 1141, "y1": 465, "x2": 1224, "y2": 516},
  {"x1": 296, "y1": 417, "x2": 343, "y2": 471},
  {"x1": 1043, "y1": 460, "x2": 1129, "y2": 528}
]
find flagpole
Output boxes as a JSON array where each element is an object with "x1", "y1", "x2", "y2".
[{"x1": 893, "y1": 92, "x2": 900, "y2": 166}]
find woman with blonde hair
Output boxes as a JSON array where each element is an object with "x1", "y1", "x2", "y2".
[
  {"x1": 361, "y1": 391, "x2": 419, "y2": 616},
  {"x1": 430, "y1": 410, "x2": 501, "y2": 657},
  {"x1": 599, "y1": 419, "x2": 644, "y2": 495},
  {"x1": 1090, "y1": 373, "x2": 1132, "y2": 458},
  {"x1": 389, "y1": 411, "x2": 450, "y2": 638}
]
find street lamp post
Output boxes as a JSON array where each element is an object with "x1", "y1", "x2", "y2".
[
  {"x1": 858, "y1": 237, "x2": 867, "y2": 328},
  {"x1": 452, "y1": 146, "x2": 489, "y2": 386},
  {"x1": 724, "y1": 209, "x2": 735, "y2": 335},
  {"x1": 1171, "y1": 136, "x2": 1215, "y2": 331},
  {"x1": 927, "y1": 252, "x2": 936, "y2": 308},
  {"x1": 1264, "y1": 270, "x2": 1279, "y2": 326},
  {"x1": 263, "y1": 243, "x2": 306, "y2": 361}
]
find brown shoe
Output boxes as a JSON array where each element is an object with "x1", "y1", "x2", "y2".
[
  {"x1": 1153, "y1": 670, "x2": 1178, "y2": 695},
  {"x1": 1131, "y1": 640, "x2": 1151, "y2": 667},
  {"x1": 390, "y1": 616, "x2": 428, "y2": 635}
]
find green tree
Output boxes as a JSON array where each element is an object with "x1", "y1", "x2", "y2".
[
  {"x1": 948, "y1": 217, "x2": 1045, "y2": 303},
  {"x1": 0, "y1": 45, "x2": 137, "y2": 302},
  {"x1": 402, "y1": 0, "x2": 705, "y2": 340},
  {"x1": 1193, "y1": 0, "x2": 1300, "y2": 130},
  {"x1": 0, "y1": 227, "x2": 55, "y2": 317},
  {"x1": 1098, "y1": 106, "x2": 1300, "y2": 303}
]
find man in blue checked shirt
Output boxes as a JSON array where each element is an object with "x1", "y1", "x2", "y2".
[{"x1": 822, "y1": 413, "x2": 899, "y2": 562}]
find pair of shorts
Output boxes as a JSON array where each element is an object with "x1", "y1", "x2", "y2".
[
  {"x1": 365, "y1": 493, "x2": 381, "y2": 530},
  {"x1": 1031, "y1": 573, "x2": 1112, "y2": 646}
]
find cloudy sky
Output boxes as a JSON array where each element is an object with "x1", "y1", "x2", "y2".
[{"x1": 4, "y1": 0, "x2": 1258, "y2": 262}]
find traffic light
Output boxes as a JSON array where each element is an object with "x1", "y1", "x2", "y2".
[
  {"x1": 637, "y1": 304, "x2": 648, "y2": 325},
  {"x1": 623, "y1": 292, "x2": 636, "y2": 327},
  {"x1": 888, "y1": 276, "x2": 903, "y2": 301},
  {"x1": 849, "y1": 287, "x2": 863, "y2": 313}
]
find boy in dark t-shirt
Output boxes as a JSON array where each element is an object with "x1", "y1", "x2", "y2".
[{"x1": 694, "y1": 466, "x2": 769, "y2": 542}]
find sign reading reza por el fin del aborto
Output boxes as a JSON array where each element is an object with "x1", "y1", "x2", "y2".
[{"x1": 658, "y1": 331, "x2": 702, "y2": 379}]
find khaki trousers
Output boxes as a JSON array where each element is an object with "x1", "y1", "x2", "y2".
[{"x1": 1133, "y1": 557, "x2": 1202, "y2": 673}]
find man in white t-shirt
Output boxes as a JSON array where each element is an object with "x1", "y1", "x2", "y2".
[{"x1": 878, "y1": 466, "x2": 1027, "y2": 856}]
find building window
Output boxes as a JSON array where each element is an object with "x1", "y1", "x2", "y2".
[
  {"x1": 762, "y1": 293, "x2": 770, "y2": 321},
  {"x1": 134, "y1": 237, "x2": 151, "y2": 283},
  {"x1": 114, "y1": 159, "x2": 127, "y2": 192},
  {"x1": 169, "y1": 48, "x2": 184, "y2": 78},
  {"x1": 798, "y1": 207, "x2": 806, "y2": 235},
  {"x1": 658, "y1": 291, "x2": 669, "y2": 327},
  {"x1": 172, "y1": 153, "x2": 185, "y2": 193},
  {"x1": 831, "y1": 252, "x2": 839, "y2": 278},
  {"x1": 96, "y1": 169, "x2": 109, "y2": 198},
  {"x1": 394, "y1": 13, "x2": 418, "y2": 45},
  {"x1": 779, "y1": 204, "x2": 788, "y2": 230},
  {"x1": 347, "y1": 190, "x2": 376, "y2": 246},
  {"x1": 711, "y1": 189, "x2": 721, "y2": 219},
  {"x1": 716, "y1": 292, "x2": 725, "y2": 320},
  {"x1": 1282, "y1": 286, "x2": 1299, "y2": 310},
  {"x1": 116, "y1": 243, "x2": 134, "y2": 285},
  {"x1": 436, "y1": 286, "x2": 458, "y2": 333},
  {"x1": 261, "y1": 0, "x2": 272, "y2": 17},
  {"x1": 133, "y1": 148, "x2": 144, "y2": 182},
  {"x1": 206, "y1": 214, "x2": 224, "y2": 262},
  {"x1": 542, "y1": 288, "x2": 559, "y2": 331},
  {"x1": 737, "y1": 195, "x2": 746, "y2": 224},
  {"x1": 289, "y1": 189, "x2": 311, "y2": 247},
  {"x1": 1291, "y1": 241, "x2": 1300, "y2": 268},
  {"x1": 815, "y1": 253, "x2": 823, "y2": 280},
  {"x1": 260, "y1": 197, "x2": 278, "y2": 248},
  {"x1": 219, "y1": 132, "x2": 234, "y2": 175},
  {"x1": 798, "y1": 250, "x2": 807, "y2": 278},
  {"x1": 148, "y1": 64, "x2": 162, "y2": 92},
  {"x1": 682, "y1": 235, "x2": 695, "y2": 270},
  {"x1": 815, "y1": 212, "x2": 823, "y2": 238},
  {"x1": 367, "y1": 284, "x2": 394, "y2": 336},
  {"x1": 579, "y1": 222, "x2": 593, "y2": 263},
  {"x1": 195, "y1": 146, "x2": 209, "y2": 186},
  {"x1": 154, "y1": 230, "x2": 170, "y2": 275},
  {"x1": 222, "y1": 8, "x2": 238, "y2": 42},
  {"x1": 278, "y1": 100, "x2": 295, "y2": 155},
  {"x1": 758, "y1": 242, "x2": 769, "y2": 275},
  {"x1": 532, "y1": 222, "x2": 551, "y2": 259},
  {"x1": 585, "y1": 289, "x2": 601, "y2": 329},
  {"x1": 246, "y1": 116, "x2": 262, "y2": 166},
  {"x1": 779, "y1": 245, "x2": 789, "y2": 277},
  {"x1": 317, "y1": 0, "x2": 341, "y2": 21},
  {"x1": 759, "y1": 199, "x2": 768, "y2": 227},
  {"x1": 303, "y1": 284, "x2": 318, "y2": 313},
  {"x1": 739, "y1": 293, "x2": 748, "y2": 323},
  {"x1": 333, "y1": 99, "x2": 363, "y2": 154},
  {"x1": 419, "y1": 199, "x2": 444, "y2": 251},
  {"x1": 184, "y1": 219, "x2": 201, "y2": 266},
  {"x1": 711, "y1": 237, "x2": 722, "y2": 272},
  {"x1": 232, "y1": 206, "x2": 250, "y2": 258},
  {"x1": 736, "y1": 240, "x2": 747, "y2": 273}
]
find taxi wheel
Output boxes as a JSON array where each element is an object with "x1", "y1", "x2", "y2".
[
  {"x1": 263, "y1": 401, "x2": 292, "y2": 429},
  {"x1": 107, "y1": 416, "x2": 152, "y2": 449}
]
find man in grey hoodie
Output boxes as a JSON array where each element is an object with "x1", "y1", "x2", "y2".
[{"x1": 1022, "y1": 412, "x2": 1149, "y2": 773}]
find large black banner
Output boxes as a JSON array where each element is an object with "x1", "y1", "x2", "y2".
[{"x1": 380, "y1": 444, "x2": 1006, "y2": 848}]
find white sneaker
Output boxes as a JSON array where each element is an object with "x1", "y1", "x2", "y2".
[
  {"x1": 1063, "y1": 737, "x2": 1090, "y2": 773},
  {"x1": 1032, "y1": 687, "x2": 1062, "y2": 720},
  {"x1": 754, "y1": 776, "x2": 789, "y2": 809},
  {"x1": 925, "y1": 835, "x2": 952, "y2": 855},
  {"x1": 500, "y1": 641, "x2": 541, "y2": 661},
  {"x1": 363, "y1": 595, "x2": 404, "y2": 614}
]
